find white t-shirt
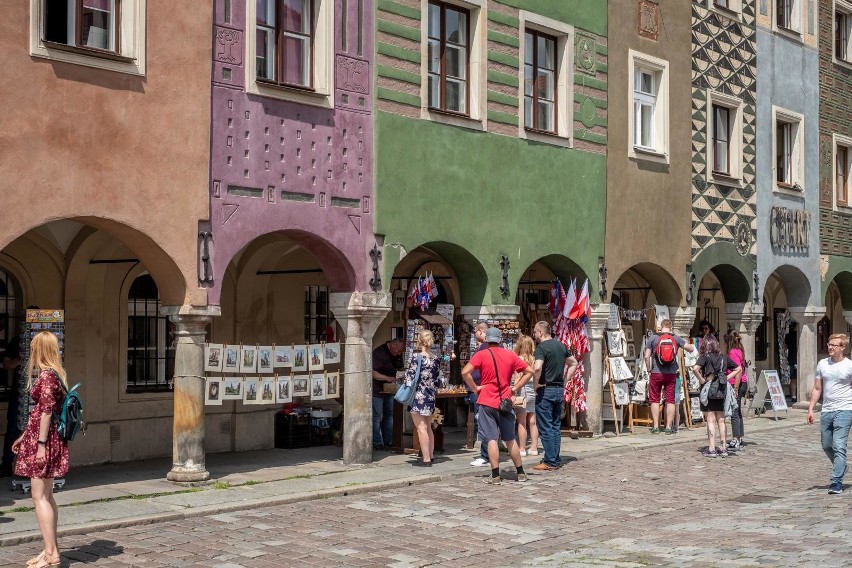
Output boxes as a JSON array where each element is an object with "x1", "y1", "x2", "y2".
[{"x1": 816, "y1": 357, "x2": 852, "y2": 412}]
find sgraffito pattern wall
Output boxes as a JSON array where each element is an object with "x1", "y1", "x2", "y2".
[{"x1": 691, "y1": 0, "x2": 758, "y2": 260}]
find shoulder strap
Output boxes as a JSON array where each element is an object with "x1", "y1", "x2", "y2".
[{"x1": 487, "y1": 348, "x2": 503, "y2": 393}]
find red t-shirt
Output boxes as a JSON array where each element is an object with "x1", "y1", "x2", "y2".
[{"x1": 468, "y1": 346, "x2": 530, "y2": 409}]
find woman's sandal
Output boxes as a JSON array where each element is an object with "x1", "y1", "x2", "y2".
[
  {"x1": 33, "y1": 556, "x2": 61, "y2": 567},
  {"x1": 26, "y1": 551, "x2": 45, "y2": 566}
]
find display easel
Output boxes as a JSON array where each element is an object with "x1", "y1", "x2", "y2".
[
  {"x1": 676, "y1": 350, "x2": 694, "y2": 430},
  {"x1": 603, "y1": 356, "x2": 623, "y2": 436},
  {"x1": 747, "y1": 369, "x2": 788, "y2": 421}
]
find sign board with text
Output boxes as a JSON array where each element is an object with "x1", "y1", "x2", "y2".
[{"x1": 749, "y1": 369, "x2": 788, "y2": 421}]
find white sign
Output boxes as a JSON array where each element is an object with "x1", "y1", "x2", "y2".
[{"x1": 750, "y1": 370, "x2": 789, "y2": 420}]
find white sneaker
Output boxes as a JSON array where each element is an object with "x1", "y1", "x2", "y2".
[
  {"x1": 470, "y1": 458, "x2": 488, "y2": 467},
  {"x1": 528, "y1": 449, "x2": 539, "y2": 456},
  {"x1": 519, "y1": 450, "x2": 527, "y2": 457}
]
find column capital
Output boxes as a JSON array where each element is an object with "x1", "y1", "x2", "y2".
[
  {"x1": 330, "y1": 291, "x2": 392, "y2": 340},
  {"x1": 788, "y1": 306, "x2": 826, "y2": 326},
  {"x1": 668, "y1": 306, "x2": 696, "y2": 338},
  {"x1": 587, "y1": 303, "x2": 611, "y2": 340},
  {"x1": 725, "y1": 302, "x2": 763, "y2": 335},
  {"x1": 459, "y1": 304, "x2": 521, "y2": 321}
]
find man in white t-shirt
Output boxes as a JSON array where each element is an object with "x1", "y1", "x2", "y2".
[{"x1": 807, "y1": 333, "x2": 852, "y2": 494}]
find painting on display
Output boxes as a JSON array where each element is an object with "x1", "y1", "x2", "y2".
[
  {"x1": 276, "y1": 376, "x2": 292, "y2": 403},
  {"x1": 324, "y1": 342, "x2": 341, "y2": 365},
  {"x1": 274, "y1": 346, "x2": 292, "y2": 368},
  {"x1": 239, "y1": 345, "x2": 257, "y2": 373},
  {"x1": 310, "y1": 373, "x2": 326, "y2": 401},
  {"x1": 292, "y1": 345, "x2": 308, "y2": 372},
  {"x1": 292, "y1": 374, "x2": 309, "y2": 397},
  {"x1": 258, "y1": 346, "x2": 274, "y2": 373},
  {"x1": 308, "y1": 344, "x2": 325, "y2": 371},
  {"x1": 204, "y1": 344, "x2": 223, "y2": 373},
  {"x1": 326, "y1": 372, "x2": 340, "y2": 398},
  {"x1": 243, "y1": 378, "x2": 259, "y2": 404},
  {"x1": 259, "y1": 378, "x2": 275, "y2": 403},
  {"x1": 205, "y1": 377, "x2": 222, "y2": 406},
  {"x1": 223, "y1": 345, "x2": 240, "y2": 372},
  {"x1": 222, "y1": 377, "x2": 243, "y2": 400}
]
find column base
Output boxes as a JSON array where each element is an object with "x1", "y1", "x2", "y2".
[
  {"x1": 792, "y1": 401, "x2": 815, "y2": 411},
  {"x1": 167, "y1": 465, "x2": 210, "y2": 483}
]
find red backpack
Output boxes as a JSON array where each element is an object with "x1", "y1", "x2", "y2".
[{"x1": 655, "y1": 333, "x2": 678, "y2": 366}]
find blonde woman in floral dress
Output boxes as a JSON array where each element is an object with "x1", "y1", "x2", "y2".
[
  {"x1": 12, "y1": 331, "x2": 70, "y2": 567},
  {"x1": 404, "y1": 330, "x2": 446, "y2": 467}
]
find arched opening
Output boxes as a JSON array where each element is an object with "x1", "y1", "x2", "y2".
[
  {"x1": 515, "y1": 256, "x2": 588, "y2": 334},
  {"x1": 821, "y1": 270, "x2": 852, "y2": 360}
]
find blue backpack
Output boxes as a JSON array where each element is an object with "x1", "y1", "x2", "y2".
[{"x1": 54, "y1": 380, "x2": 85, "y2": 442}]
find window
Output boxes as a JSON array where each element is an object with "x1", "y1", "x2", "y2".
[
  {"x1": 0, "y1": 269, "x2": 22, "y2": 403},
  {"x1": 710, "y1": 0, "x2": 743, "y2": 17},
  {"x1": 777, "y1": 0, "x2": 793, "y2": 28},
  {"x1": 127, "y1": 275, "x2": 174, "y2": 392},
  {"x1": 772, "y1": 106, "x2": 804, "y2": 191},
  {"x1": 246, "y1": 0, "x2": 333, "y2": 107},
  {"x1": 628, "y1": 50, "x2": 669, "y2": 162},
  {"x1": 30, "y1": 0, "x2": 145, "y2": 74},
  {"x1": 715, "y1": 0, "x2": 729, "y2": 7},
  {"x1": 706, "y1": 90, "x2": 743, "y2": 183},
  {"x1": 256, "y1": 0, "x2": 313, "y2": 88},
  {"x1": 523, "y1": 30, "x2": 557, "y2": 133},
  {"x1": 833, "y1": 134, "x2": 852, "y2": 208},
  {"x1": 304, "y1": 286, "x2": 331, "y2": 342},
  {"x1": 427, "y1": 1, "x2": 469, "y2": 114},
  {"x1": 836, "y1": 2, "x2": 852, "y2": 63}
]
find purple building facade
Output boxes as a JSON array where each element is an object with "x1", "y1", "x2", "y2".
[{"x1": 207, "y1": 0, "x2": 375, "y2": 301}]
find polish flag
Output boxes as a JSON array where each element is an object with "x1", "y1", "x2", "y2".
[{"x1": 563, "y1": 279, "x2": 577, "y2": 319}]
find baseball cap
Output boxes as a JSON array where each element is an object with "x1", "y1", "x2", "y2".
[{"x1": 485, "y1": 327, "x2": 502, "y2": 344}]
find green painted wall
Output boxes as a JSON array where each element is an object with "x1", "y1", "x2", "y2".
[
  {"x1": 376, "y1": 111, "x2": 606, "y2": 306},
  {"x1": 496, "y1": 0, "x2": 606, "y2": 36}
]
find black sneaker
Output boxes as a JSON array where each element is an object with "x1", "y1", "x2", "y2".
[{"x1": 829, "y1": 482, "x2": 843, "y2": 494}]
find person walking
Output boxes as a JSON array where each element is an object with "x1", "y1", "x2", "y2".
[
  {"x1": 693, "y1": 334, "x2": 739, "y2": 458},
  {"x1": 11, "y1": 331, "x2": 69, "y2": 567},
  {"x1": 531, "y1": 321, "x2": 577, "y2": 471},
  {"x1": 807, "y1": 333, "x2": 852, "y2": 494},
  {"x1": 725, "y1": 331, "x2": 747, "y2": 450},
  {"x1": 512, "y1": 334, "x2": 539, "y2": 456},
  {"x1": 644, "y1": 319, "x2": 695, "y2": 434},
  {"x1": 371, "y1": 337, "x2": 404, "y2": 451},
  {"x1": 462, "y1": 327, "x2": 533, "y2": 484},
  {"x1": 404, "y1": 330, "x2": 446, "y2": 467},
  {"x1": 466, "y1": 322, "x2": 491, "y2": 467}
]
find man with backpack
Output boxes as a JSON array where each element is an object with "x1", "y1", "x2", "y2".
[{"x1": 644, "y1": 319, "x2": 694, "y2": 434}]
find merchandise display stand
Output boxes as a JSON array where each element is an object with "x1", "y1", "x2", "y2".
[
  {"x1": 603, "y1": 356, "x2": 623, "y2": 436},
  {"x1": 676, "y1": 351, "x2": 694, "y2": 430}
]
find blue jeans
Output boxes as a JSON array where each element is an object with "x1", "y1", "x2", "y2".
[
  {"x1": 535, "y1": 386, "x2": 564, "y2": 467},
  {"x1": 820, "y1": 410, "x2": 852, "y2": 485},
  {"x1": 372, "y1": 396, "x2": 394, "y2": 448}
]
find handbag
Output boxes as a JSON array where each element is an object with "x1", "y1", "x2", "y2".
[
  {"x1": 487, "y1": 349, "x2": 514, "y2": 416},
  {"x1": 706, "y1": 355, "x2": 728, "y2": 401},
  {"x1": 394, "y1": 354, "x2": 422, "y2": 407}
]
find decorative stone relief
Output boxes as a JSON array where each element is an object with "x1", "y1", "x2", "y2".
[
  {"x1": 575, "y1": 35, "x2": 597, "y2": 76},
  {"x1": 735, "y1": 220, "x2": 753, "y2": 256},
  {"x1": 215, "y1": 27, "x2": 242, "y2": 64},
  {"x1": 336, "y1": 56, "x2": 371, "y2": 114},
  {"x1": 638, "y1": 0, "x2": 659, "y2": 41}
]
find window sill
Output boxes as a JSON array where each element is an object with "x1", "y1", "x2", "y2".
[
  {"x1": 709, "y1": 4, "x2": 742, "y2": 21},
  {"x1": 708, "y1": 171, "x2": 744, "y2": 187},
  {"x1": 422, "y1": 107, "x2": 486, "y2": 132},
  {"x1": 248, "y1": 80, "x2": 333, "y2": 109},
  {"x1": 32, "y1": 39, "x2": 144, "y2": 76},
  {"x1": 631, "y1": 145, "x2": 670, "y2": 164},
  {"x1": 774, "y1": 183, "x2": 805, "y2": 198},
  {"x1": 521, "y1": 127, "x2": 572, "y2": 148},
  {"x1": 833, "y1": 55, "x2": 852, "y2": 71},
  {"x1": 774, "y1": 25, "x2": 803, "y2": 42},
  {"x1": 41, "y1": 40, "x2": 134, "y2": 63}
]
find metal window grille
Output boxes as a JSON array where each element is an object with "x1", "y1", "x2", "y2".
[
  {"x1": 703, "y1": 307, "x2": 720, "y2": 335},
  {"x1": 304, "y1": 285, "x2": 331, "y2": 342},
  {"x1": 0, "y1": 268, "x2": 22, "y2": 402},
  {"x1": 127, "y1": 274, "x2": 174, "y2": 392}
]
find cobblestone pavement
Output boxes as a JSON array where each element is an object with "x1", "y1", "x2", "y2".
[{"x1": 1, "y1": 423, "x2": 850, "y2": 567}]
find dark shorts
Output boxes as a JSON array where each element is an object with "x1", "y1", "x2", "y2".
[
  {"x1": 478, "y1": 405, "x2": 516, "y2": 443},
  {"x1": 649, "y1": 372, "x2": 677, "y2": 404}
]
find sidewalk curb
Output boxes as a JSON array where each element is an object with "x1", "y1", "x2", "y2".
[{"x1": 0, "y1": 419, "x2": 808, "y2": 547}]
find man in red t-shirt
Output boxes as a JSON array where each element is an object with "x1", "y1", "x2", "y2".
[{"x1": 462, "y1": 327, "x2": 534, "y2": 484}]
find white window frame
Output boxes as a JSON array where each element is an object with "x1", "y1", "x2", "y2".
[
  {"x1": 832, "y1": 133, "x2": 852, "y2": 210},
  {"x1": 773, "y1": 0, "x2": 802, "y2": 37},
  {"x1": 772, "y1": 106, "x2": 805, "y2": 195},
  {"x1": 627, "y1": 50, "x2": 669, "y2": 164},
  {"x1": 710, "y1": 0, "x2": 743, "y2": 20},
  {"x1": 517, "y1": 11, "x2": 573, "y2": 147},
  {"x1": 420, "y1": 0, "x2": 486, "y2": 131},
  {"x1": 246, "y1": 0, "x2": 334, "y2": 109},
  {"x1": 29, "y1": 0, "x2": 147, "y2": 76},
  {"x1": 835, "y1": 1, "x2": 852, "y2": 67},
  {"x1": 705, "y1": 90, "x2": 744, "y2": 186}
]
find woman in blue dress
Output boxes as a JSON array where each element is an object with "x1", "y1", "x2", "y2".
[{"x1": 404, "y1": 329, "x2": 446, "y2": 467}]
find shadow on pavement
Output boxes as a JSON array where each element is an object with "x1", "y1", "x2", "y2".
[{"x1": 62, "y1": 539, "x2": 124, "y2": 564}]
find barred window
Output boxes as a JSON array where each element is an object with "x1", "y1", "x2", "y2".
[{"x1": 127, "y1": 274, "x2": 174, "y2": 392}]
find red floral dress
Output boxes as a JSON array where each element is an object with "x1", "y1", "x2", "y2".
[{"x1": 14, "y1": 370, "x2": 69, "y2": 479}]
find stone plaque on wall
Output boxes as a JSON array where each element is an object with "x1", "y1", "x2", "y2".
[{"x1": 638, "y1": 0, "x2": 659, "y2": 41}]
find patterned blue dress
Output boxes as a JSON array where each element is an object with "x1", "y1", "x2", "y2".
[{"x1": 404, "y1": 354, "x2": 447, "y2": 416}]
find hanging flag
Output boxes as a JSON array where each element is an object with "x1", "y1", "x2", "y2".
[
  {"x1": 571, "y1": 279, "x2": 590, "y2": 322},
  {"x1": 428, "y1": 272, "x2": 438, "y2": 299},
  {"x1": 563, "y1": 278, "x2": 577, "y2": 319},
  {"x1": 549, "y1": 279, "x2": 561, "y2": 319}
]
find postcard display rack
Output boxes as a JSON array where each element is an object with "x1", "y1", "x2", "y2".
[
  {"x1": 202, "y1": 341, "x2": 343, "y2": 449},
  {"x1": 11, "y1": 309, "x2": 66, "y2": 494}
]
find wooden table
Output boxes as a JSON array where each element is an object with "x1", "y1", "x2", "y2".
[{"x1": 391, "y1": 391, "x2": 475, "y2": 454}]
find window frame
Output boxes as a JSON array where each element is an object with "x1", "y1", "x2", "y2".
[
  {"x1": 628, "y1": 50, "x2": 669, "y2": 164},
  {"x1": 29, "y1": 0, "x2": 146, "y2": 75},
  {"x1": 523, "y1": 29, "x2": 558, "y2": 135},
  {"x1": 711, "y1": 104, "x2": 731, "y2": 176},
  {"x1": 835, "y1": 1, "x2": 852, "y2": 66},
  {"x1": 705, "y1": 90, "x2": 744, "y2": 185},
  {"x1": 426, "y1": 0, "x2": 471, "y2": 116},
  {"x1": 710, "y1": 0, "x2": 743, "y2": 19},
  {"x1": 255, "y1": 0, "x2": 315, "y2": 90},
  {"x1": 833, "y1": 133, "x2": 852, "y2": 210},
  {"x1": 773, "y1": 0, "x2": 802, "y2": 36},
  {"x1": 771, "y1": 106, "x2": 805, "y2": 195},
  {"x1": 125, "y1": 274, "x2": 175, "y2": 394},
  {"x1": 75, "y1": 0, "x2": 121, "y2": 54},
  {"x1": 633, "y1": 68, "x2": 657, "y2": 151},
  {"x1": 246, "y1": 0, "x2": 334, "y2": 108}
]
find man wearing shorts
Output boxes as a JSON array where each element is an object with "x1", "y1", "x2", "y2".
[
  {"x1": 644, "y1": 319, "x2": 694, "y2": 434},
  {"x1": 462, "y1": 327, "x2": 533, "y2": 484}
]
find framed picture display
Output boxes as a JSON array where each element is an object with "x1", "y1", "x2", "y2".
[
  {"x1": 326, "y1": 372, "x2": 340, "y2": 399},
  {"x1": 205, "y1": 377, "x2": 223, "y2": 405},
  {"x1": 243, "y1": 378, "x2": 259, "y2": 404},
  {"x1": 223, "y1": 345, "x2": 240, "y2": 372},
  {"x1": 626, "y1": 343, "x2": 636, "y2": 359},
  {"x1": 292, "y1": 345, "x2": 308, "y2": 372},
  {"x1": 259, "y1": 378, "x2": 275, "y2": 403},
  {"x1": 274, "y1": 346, "x2": 292, "y2": 368},
  {"x1": 324, "y1": 342, "x2": 341, "y2": 365},
  {"x1": 222, "y1": 377, "x2": 243, "y2": 400},
  {"x1": 204, "y1": 344, "x2": 223, "y2": 373},
  {"x1": 310, "y1": 373, "x2": 326, "y2": 401},
  {"x1": 606, "y1": 331, "x2": 624, "y2": 357},
  {"x1": 308, "y1": 344, "x2": 324, "y2": 371},
  {"x1": 240, "y1": 345, "x2": 257, "y2": 373},
  {"x1": 258, "y1": 346, "x2": 274, "y2": 373},
  {"x1": 292, "y1": 374, "x2": 309, "y2": 397},
  {"x1": 622, "y1": 326, "x2": 634, "y2": 343},
  {"x1": 276, "y1": 376, "x2": 292, "y2": 403}
]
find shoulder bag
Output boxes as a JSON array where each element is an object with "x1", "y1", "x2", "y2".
[
  {"x1": 394, "y1": 354, "x2": 422, "y2": 407},
  {"x1": 487, "y1": 349, "x2": 514, "y2": 416},
  {"x1": 705, "y1": 354, "x2": 728, "y2": 401}
]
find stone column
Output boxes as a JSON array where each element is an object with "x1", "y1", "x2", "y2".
[
  {"x1": 330, "y1": 291, "x2": 392, "y2": 465},
  {"x1": 586, "y1": 304, "x2": 610, "y2": 436},
  {"x1": 668, "y1": 306, "x2": 697, "y2": 338},
  {"x1": 162, "y1": 306, "x2": 220, "y2": 482},
  {"x1": 843, "y1": 310, "x2": 852, "y2": 330},
  {"x1": 788, "y1": 306, "x2": 826, "y2": 409},
  {"x1": 725, "y1": 302, "x2": 763, "y2": 389}
]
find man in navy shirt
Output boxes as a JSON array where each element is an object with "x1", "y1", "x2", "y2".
[{"x1": 371, "y1": 338, "x2": 403, "y2": 450}]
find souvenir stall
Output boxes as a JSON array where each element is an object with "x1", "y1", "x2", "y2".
[{"x1": 202, "y1": 334, "x2": 344, "y2": 449}]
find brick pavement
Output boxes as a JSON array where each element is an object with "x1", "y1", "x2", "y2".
[{"x1": 1, "y1": 423, "x2": 851, "y2": 567}]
